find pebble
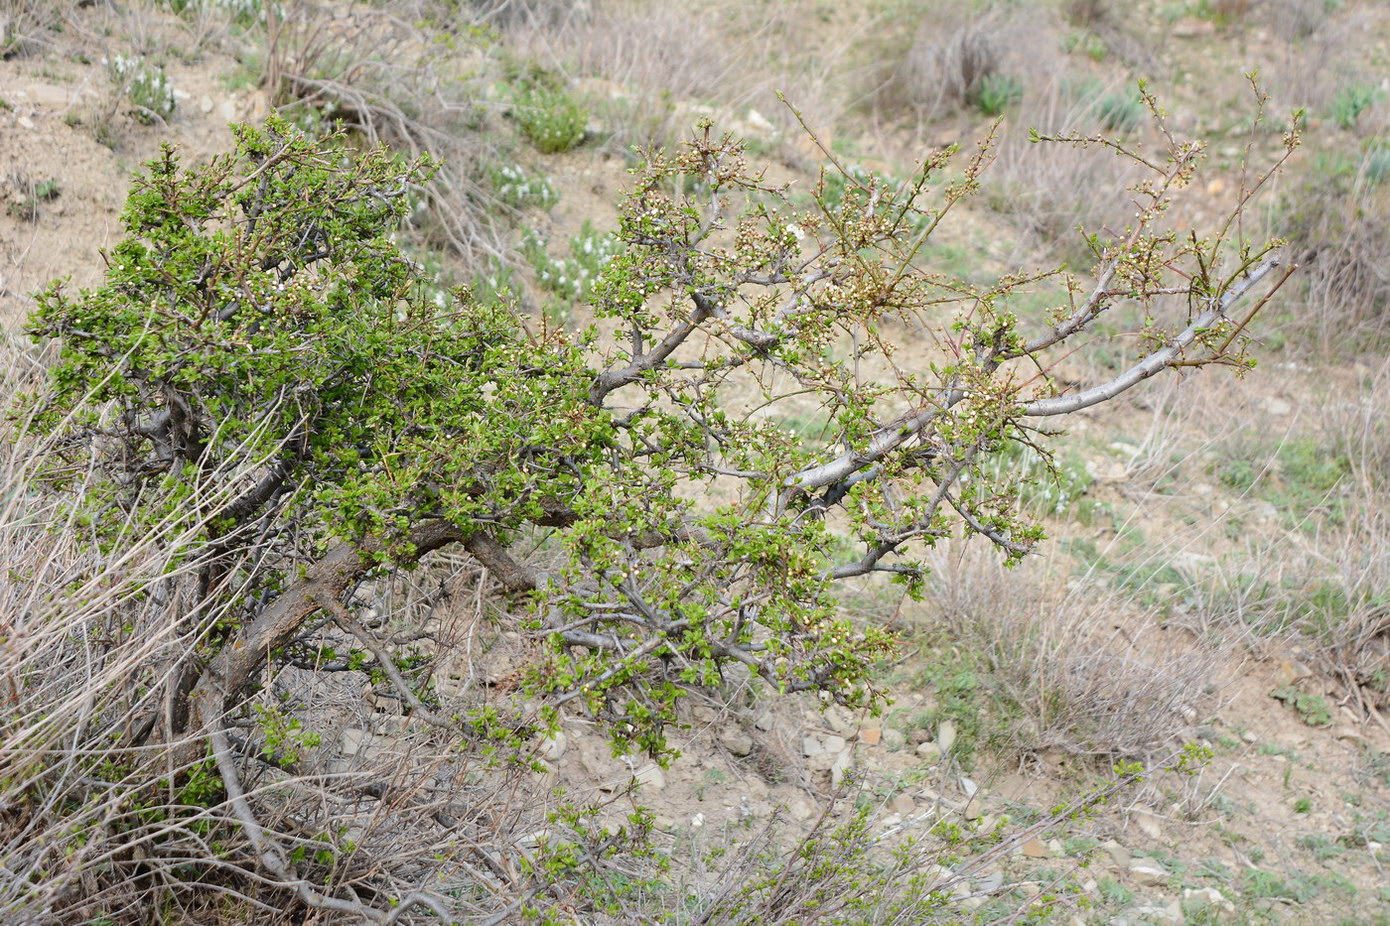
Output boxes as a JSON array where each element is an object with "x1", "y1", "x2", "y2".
[
  {"x1": 1102, "y1": 840, "x2": 1131, "y2": 868},
  {"x1": 1185, "y1": 886, "x2": 1235, "y2": 914},
  {"x1": 938, "y1": 719, "x2": 957, "y2": 753},
  {"x1": 882, "y1": 728, "x2": 907, "y2": 750},
  {"x1": 830, "y1": 750, "x2": 853, "y2": 787},
  {"x1": 340, "y1": 727, "x2": 367, "y2": 756},
  {"x1": 1128, "y1": 857, "x2": 1168, "y2": 887},
  {"x1": 1132, "y1": 809, "x2": 1163, "y2": 840},
  {"x1": 634, "y1": 764, "x2": 666, "y2": 790},
  {"x1": 825, "y1": 705, "x2": 856, "y2": 736},
  {"x1": 719, "y1": 726, "x2": 754, "y2": 757},
  {"x1": 972, "y1": 869, "x2": 1003, "y2": 892},
  {"x1": 540, "y1": 730, "x2": 567, "y2": 761},
  {"x1": 916, "y1": 741, "x2": 943, "y2": 765}
]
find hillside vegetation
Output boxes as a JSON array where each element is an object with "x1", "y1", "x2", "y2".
[{"x1": 1, "y1": 1, "x2": 1389, "y2": 924}]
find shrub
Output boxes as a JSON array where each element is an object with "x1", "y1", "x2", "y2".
[
  {"x1": 6, "y1": 100, "x2": 1295, "y2": 920},
  {"x1": 510, "y1": 81, "x2": 588, "y2": 153}
]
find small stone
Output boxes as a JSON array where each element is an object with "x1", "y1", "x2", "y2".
[
  {"x1": 1241, "y1": 730, "x2": 1258, "y2": 743},
  {"x1": 17, "y1": 115, "x2": 36, "y2": 130},
  {"x1": 822, "y1": 734, "x2": 847, "y2": 754},
  {"x1": 858, "y1": 727, "x2": 882, "y2": 746},
  {"x1": 540, "y1": 730, "x2": 567, "y2": 761},
  {"x1": 754, "y1": 712, "x2": 774, "y2": 732},
  {"x1": 831, "y1": 750, "x2": 854, "y2": 787},
  {"x1": 882, "y1": 728, "x2": 907, "y2": 750},
  {"x1": 938, "y1": 719, "x2": 957, "y2": 753},
  {"x1": 789, "y1": 797, "x2": 815, "y2": 821},
  {"x1": 1206, "y1": 178, "x2": 1226, "y2": 196},
  {"x1": 1334, "y1": 726, "x2": 1366, "y2": 746},
  {"x1": 959, "y1": 776, "x2": 978, "y2": 799},
  {"x1": 1102, "y1": 840, "x2": 1131, "y2": 868},
  {"x1": 1185, "y1": 886, "x2": 1235, "y2": 914},
  {"x1": 973, "y1": 869, "x2": 1004, "y2": 892},
  {"x1": 1128, "y1": 858, "x2": 1168, "y2": 886},
  {"x1": 199, "y1": 95, "x2": 214, "y2": 114},
  {"x1": 802, "y1": 736, "x2": 824, "y2": 757},
  {"x1": 1266, "y1": 397, "x2": 1293, "y2": 417},
  {"x1": 890, "y1": 793, "x2": 916, "y2": 815},
  {"x1": 690, "y1": 812, "x2": 705, "y2": 828},
  {"x1": 916, "y1": 741, "x2": 943, "y2": 765},
  {"x1": 1020, "y1": 836, "x2": 1050, "y2": 858},
  {"x1": 1132, "y1": 809, "x2": 1163, "y2": 840},
  {"x1": 634, "y1": 764, "x2": 666, "y2": 790},
  {"x1": 1172, "y1": 16, "x2": 1216, "y2": 37},
  {"x1": 825, "y1": 705, "x2": 856, "y2": 735},
  {"x1": 340, "y1": 727, "x2": 367, "y2": 756},
  {"x1": 719, "y1": 726, "x2": 754, "y2": 757}
]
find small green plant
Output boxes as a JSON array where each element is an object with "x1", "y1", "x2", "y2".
[
  {"x1": 1064, "y1": 31, "x2": 1109, "y2": 62},
  {"x1": 970, "y1": 73, "x2": 1023, "y2": 116},
  {"x1": 1097, "y1": 876, "x2": 1132, "y2": 905},
  {"x1": 1246, "y1": 869, "x2": 1298, "y2": 900},
  {"x1": 490, "y1": 162, "x2": 559, "y2": 211},
  {"x1": 105, "y1": 54, "x2": 175, "y2": 124},
  {"x1": 522, "y1": 220, "x2": 622, "y2": 322},
  {"x1": 1296, "y1": 833, "x2": 1343, "y2": 862},
  {"x1": 510, "y1": 83, "x2": 587, "y2": 154},
  {"x1": 1272, "y1": 685, "x2": 1333, "y2": 727},
  {"x1": 1188, "y1": 0, "x2": 1253, "y2": 25},
  {"x1": 1330, "y1": 84, "x2": 1381, "y2": 130},
  {"x1": 1095, "y1": 89, "x2": 1144, "y2": 132},
  {"x1": 5, "y1": 176, "x2": 59, "y2": 222},
  {"x1": 978, "y1": 442, "x2": 1092, "y2": 517},
  {"x1": 1293, "y1": 796, "x2": 1313, "y2": 813}
]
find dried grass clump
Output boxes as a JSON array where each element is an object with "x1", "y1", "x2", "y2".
[
  {"x1": 0, "y1": 0, "x2": 72, "y2": 57},
  {"x1": 920, "y1": 545, "x2": 1220, "y2": 759},
  {"x1": 872, "y1": 8, "x2": 1007, "y2": 124},
  {"x1": 1277, "y1": 155, "x2": 1390, "y2": 356},
  {"x1": 261, "y1": 1, "x2": 507, "y2": 268},
  {"x1": 985, "y1": 79, "x2": 1138, "y2": 270}
]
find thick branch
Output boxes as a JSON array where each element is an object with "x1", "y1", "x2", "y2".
[
  {"x1": 182, "y1": 520, "x2": 466, "y2": 755},
  {"x1": 1020, "y1": 252, "x2": 1284, "y2": 417}
]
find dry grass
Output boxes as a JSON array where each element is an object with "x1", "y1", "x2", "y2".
[
  {"x1": 985, "y1": 78, "x2": 1141, "y2": 270},
  {"x1": 918, "y1": 543, "x2": 1221, "y2": 760},
  {"x1": 1275, "y1": 154, "x2": 1390, "y2": 356},
  {"x1": 503, "y1": 0, "x2": 841, "y2": 156},
  {"x1": 260, "y1": 1, "x2": 510, "y2": 268}
]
